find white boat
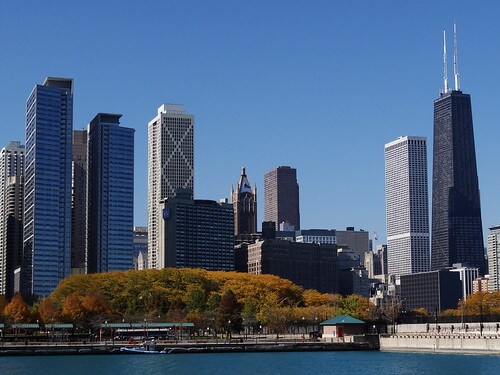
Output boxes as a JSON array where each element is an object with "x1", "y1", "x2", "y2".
[{"x1": 120, "y1": 340, "x2": 166, "y2": 354}]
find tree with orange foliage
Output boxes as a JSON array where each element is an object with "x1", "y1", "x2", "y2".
[
  {"x1": 82, "y1": 291, "x2": 112, "y2": 316},
  {"x1": 62, "y1": 292, "x2": 85, "y2": 322},
  {"x1": 38, "y1": 298, "x2": 62, "y2": 323},
  {"x1": 0, "y1": 295, "x2": 8, "y2": 318},
  {"x1": 4, "y1": 294, "x2": 31, "y2": 322}
]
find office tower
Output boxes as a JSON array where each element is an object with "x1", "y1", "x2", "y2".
[
  {"x1": 264, "y1": 166, "x2": 300, "y2": 230},
  {"x1": 71, "y1": 130, "x2": 87, "y2": 274},
  {"x1": 133, "y1": 226, "x2": 148, "y2": 270},
  {"x1": 487, "y1": 225, "x2": 500, "y2": 291},
  {"x1": 148, "y1": 104, "x2": 194, "y2": 269},
  {"x1": 231, "y1": 167, "x2": 257, "y2": 236},
  {"x1": 431, "y1": 25, "x2": 485, "y2": 274},
  {"x1": 159, "y1": 189, "x2": 234, "y2": 270},
  {"x1": 399, "y1": 269, "x2": 462, "y2": 313},
  {"x1": 0, "y1": 141, "x2": 24, "y2": 298},
  {"x1": 87, "y1": 113, "x2": 135, "y2": 273},
  {"x1": 247, "y1": 239, "x2": 337, "y2": 293},
  {"x1": 335, "y1": 227, "x2": 370, "y2": 264},
  {"x1": 385, "y1": 136, "x2": 430, "y2": 275},
  {"x1": 23, "y1": 77, "x2": 73, "y2": 297}
]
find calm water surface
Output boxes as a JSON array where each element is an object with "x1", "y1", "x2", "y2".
[{"x1": 0, "y1": 351, "x2": 499, "y2": 375}]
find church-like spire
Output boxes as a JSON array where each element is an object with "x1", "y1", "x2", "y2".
[{"x1": 237, "y1": 166, "x2": 252, "y2": 194}]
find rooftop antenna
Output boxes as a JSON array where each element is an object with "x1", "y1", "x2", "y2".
[
  {"x1": 453, "y1": 19, "x2": 460, "y2": 90},
  {"x1": 443, "y1": 30, "x2": 449, "y2": 93}
]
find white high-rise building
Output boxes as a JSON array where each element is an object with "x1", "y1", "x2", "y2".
[
  {"x1": 147, "y1": 104, "x2": 194, "y2": 269},
  {"x1": 385, "y1": 136, "x2": 429, "y2": 276},
  {"x1": 487, "y1": 225, "x2": 500, "y2": 291},
  {"x1": 0, "y1": 141, "x2": 24, "y2": 298}
]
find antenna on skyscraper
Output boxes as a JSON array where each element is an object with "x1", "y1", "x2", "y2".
[
  {"x1": 453, "y1": 19, "x2": 460, "y2": 90},
  {"x1": 443, "y1": 30, "x2": 449, "y2": 94}
]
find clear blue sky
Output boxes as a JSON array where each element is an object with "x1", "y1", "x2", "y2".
[{"x1": 1, "y1": 1, "x2": 499, "y2": 246}]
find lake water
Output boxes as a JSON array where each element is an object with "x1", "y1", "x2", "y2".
[{"x1": 0, "y1": 351, "x2": 499, "y2": 375}]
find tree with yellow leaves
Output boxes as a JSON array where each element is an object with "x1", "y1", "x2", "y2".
[{"x1": 4, "y1": 294, "x2": 31, "y2": 323}]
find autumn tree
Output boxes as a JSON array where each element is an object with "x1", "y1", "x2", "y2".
[
  {"x1": 217, "y1": 290, "x2": 241, "y2": 335},
  {"x1": 0, "y1": 294, "x2": 8, "y2": 318},
  {"x1": 38, "y1": 298, "x2": 62, "y2": 323},
  {"x1": 62, "y1": 292, "x2": 85, "y2": 323},
  {"x1": 4, "y1": 294, "x2": 31, "y2": 323}
]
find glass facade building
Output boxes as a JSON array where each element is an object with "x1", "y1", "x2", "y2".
[
  {"x1": 71, "y1": 130, "x2": 87, "y2": 274},
  {"x1": 23, "y1": 77, "x2": 73, "y2": 297},
  {"x1": 160, "y1": 189, "x2": 234, "y2": 271},
  {"x1": 431, "y1": 90, "x2": 485, "y2": 274},
  {"x1": 87, "y1": 113, "x2": 135, "y2": 273}
]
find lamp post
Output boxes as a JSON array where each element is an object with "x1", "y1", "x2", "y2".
[
  {"x1": 104, "y1": 321, "x2": 108, "y2": 343},
  {"x1": 480, "y1": 302, "x2": 483, "y2": 336},
  {"x1": 459, "y1": 299, "x2": 464, "y2": 329},
  {"x1": 144, "y1": 318, "x2": 148, "y2": 339},
  {"x1": 228, "y1": 320, "x2": 231, "y2": 340}
]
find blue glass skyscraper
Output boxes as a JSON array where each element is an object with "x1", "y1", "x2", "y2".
[
  {"x1": 87, "y1": 113, "x2": 135, "y2": 273},
  {"x1": 23, "y1": 77, "x2": 73, "y2": 297}
]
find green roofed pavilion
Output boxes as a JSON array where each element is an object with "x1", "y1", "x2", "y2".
[{"x1": 320, "y1": 314, "x2": 365, "y2": 325}]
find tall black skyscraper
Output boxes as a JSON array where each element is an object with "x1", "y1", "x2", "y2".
[{"x1": 431, "y1": 25, "x2": 485, "y2": 274}]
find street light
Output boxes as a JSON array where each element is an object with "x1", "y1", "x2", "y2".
[
  {"x1": 459, "y1": 299, "x2": 464, "y2": 329},
  {"x1": 105, "y1": 321, "x2": 108, "y2": 343}
]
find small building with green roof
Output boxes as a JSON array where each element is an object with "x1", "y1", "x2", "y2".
[{"x1": 320, "y1": 314, "x2": 365, "y2": 338}]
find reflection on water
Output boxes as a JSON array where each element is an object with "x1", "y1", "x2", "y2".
[{"x1": 0, "y1": 351, "x2": 499, "y2": 375}]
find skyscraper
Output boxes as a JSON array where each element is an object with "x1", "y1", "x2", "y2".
[
  {"x1": 0, "y1": 141, "x2": 24, "y2": 298},
  {"x1": 385, "y1": 136, "x2": 430, "y2": 275},
  {"x1": 148, "y1": 104, "x2": 194, "y2": 269},
  {"x1": 87, "y1": 113, "x2": 135, "y2": 273},
  {"x1": 23, "y1": 77, "x2": 73, "y2": 297},
  {"x1": 264, "y1": 166, "x2": 300, "y2": 230},
  {"x1": 487, "y1": 225, "x2": 500, "y2": 291},
  {"x1": 160, "y1": 189, "x2": 234, "y2": 270},
  {"x1": 431, "y1": 25, "x2": 485, "y2": 274},
  {"x1": 71, "y1": 130, "x2": 87, "y2": 274},
  {"x1": 231, "y1": 167, "x2": 257, "y2": 236}
]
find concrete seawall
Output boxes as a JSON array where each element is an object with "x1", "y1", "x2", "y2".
[
  {"x1": 0, "y1": 341, "x2": 378, "y2": 356},
  {"x1": 380, "y1": 335, "x2": 500, "y2": 354}
]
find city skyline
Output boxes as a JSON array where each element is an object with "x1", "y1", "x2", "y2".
[{"x1": 2, "y1": 2, "x2": 500, "y2": 246}]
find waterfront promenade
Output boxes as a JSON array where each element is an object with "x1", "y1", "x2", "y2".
[{"x1": 380, "y1": 322, "x2": 500, "y2": 354}]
